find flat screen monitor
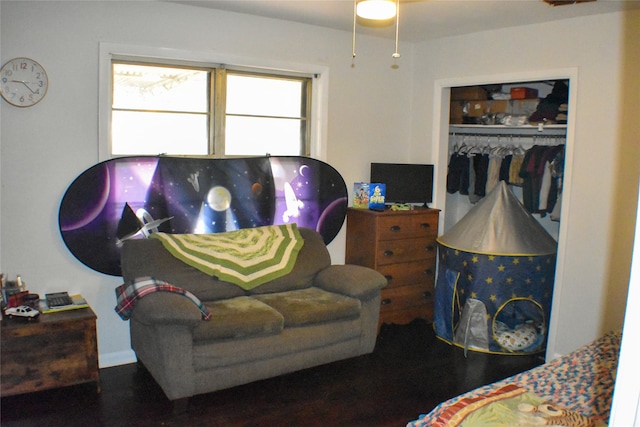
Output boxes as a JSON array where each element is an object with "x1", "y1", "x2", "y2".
[{"x1": 370, "y1": 163, "x2": 434, "y2": 206}]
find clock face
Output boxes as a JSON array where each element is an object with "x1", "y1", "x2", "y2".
[{"x1": 0, "y1": 58, "x2": 48, "y2": 107}]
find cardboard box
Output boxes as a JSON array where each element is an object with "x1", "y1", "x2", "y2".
[
  {"x1": 509, "y1": 99, "x2": 539, "y2": 116},
  {"x1": 451, "y1": 86, "x2": 487, "y2": 101},
  {"x1": 467, "y1": 100, "x2": 509, "y2": 117},
  {"x1": 449, "y1": 101, "x2": 465, "y2": 124},
  {"x1": 510, "y1": 87, "x2": 538, "y2": 99}
]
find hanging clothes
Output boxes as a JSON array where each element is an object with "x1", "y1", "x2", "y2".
[
  {"x1": 446, "y1": 135, "x2": 565, "y2": 217},
  {"x1": 446, "y1": 152, "x2": 470, "y2": 195},
  {"x1": 519, "y1": 145, "x2": 563, "y2": 215}
]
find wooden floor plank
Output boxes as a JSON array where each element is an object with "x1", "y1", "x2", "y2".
[{"x1": 0, "y1": 320, "x2": 542, "y2": 427}]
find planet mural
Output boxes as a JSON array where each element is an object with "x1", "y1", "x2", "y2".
[{"x1": 59, "y1": 156, "x2": 348, "y2": 276}]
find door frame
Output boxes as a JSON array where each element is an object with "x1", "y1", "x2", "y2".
[{"x1": 431, "y1": 67, "x2": 579, "y2": 361}]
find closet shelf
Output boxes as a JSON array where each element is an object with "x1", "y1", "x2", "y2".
[
  {"x1": 449, "y1": 124, "x2": 567, "y2": 137},
  {"x1": 450, "y1": 124, "x2": 566, "y2": 129}
]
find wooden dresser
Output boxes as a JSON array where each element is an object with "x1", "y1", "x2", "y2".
[
  {"x1": 346, "y1": 207, "x2": 440, "y2": 327},
  {"x1": 1, "y1": 307, "x2": 100, "y2": 396}
]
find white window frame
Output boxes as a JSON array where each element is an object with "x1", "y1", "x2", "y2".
[{"x1": 98, "y1": 43, "x2": 328, "y2": 162}]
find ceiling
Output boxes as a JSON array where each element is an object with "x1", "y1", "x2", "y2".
[{"x1": 168, "y1": 0, "x2": 640, "y2": 42}]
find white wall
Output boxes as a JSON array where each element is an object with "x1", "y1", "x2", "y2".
[
  {"x1": 0, "y1": 0, "x2": 414, "y2": 366},
  {"x1": 2, "y1": 0, "x2": 638, "y2": 367},
  {"x1": 410, "y1": 11, "x2": 640, "y2": 357}
]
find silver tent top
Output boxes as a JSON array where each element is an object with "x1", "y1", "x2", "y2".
[{"x1": 438, "y1": 181, "x2": 557, "y2": 256}]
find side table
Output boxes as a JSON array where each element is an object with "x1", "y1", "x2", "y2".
[{"x1": 1, "y1": 306, "x2": 100, "y2": 397}]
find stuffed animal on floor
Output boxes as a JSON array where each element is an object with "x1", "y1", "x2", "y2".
[{"x1": 494, "y1": 321, "x2": 542, "y2": 352}]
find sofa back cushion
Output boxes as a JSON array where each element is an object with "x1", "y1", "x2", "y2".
[
  {"x1": 121, "y1": 238, "x2": 247, "y2": 301},
  {"x1": 120, "y1": 227, "x2": 331, "y2": 300},
  {"x1": 248, "y1": 227, "x2": 331, "y2": 295}
]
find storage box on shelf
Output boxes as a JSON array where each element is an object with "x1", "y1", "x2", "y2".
[
  {"x1": 451, "y1": 86, "x2": 487, "y2": 101},
  {"x1": 510, "y1": 87, "x2": 538, "y2": 99}
]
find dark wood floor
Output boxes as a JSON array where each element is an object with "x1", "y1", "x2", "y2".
[{"x1": 1, "y1": 320, "x2": 542, "y2": 427}]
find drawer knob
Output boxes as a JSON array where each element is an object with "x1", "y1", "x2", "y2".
[
  {"x1": 420, "y1": 223, "x2": 431, "y2": 229},
  {"x1": 381, "y1": 298, "x2": 392, "y2": 305},
  {"x1": 422, "y1": 291, "x2": 432, "y2": 299},
  {"x1": 423, "y1": 269, "x2": 433, "y2": 276},
  {"x1": 389, "y1": 225, "x2": 401, "y2": 232},
  {"x1": 384, "y1": 275, "x2": 393, "y2": 281},
  {"x1": 383, "y1": 250, "x2": 394, "y2": 257}
]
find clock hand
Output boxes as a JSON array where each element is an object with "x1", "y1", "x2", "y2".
[{"x1": 11, "y1": 80, "x2": 37, "y2": 94}]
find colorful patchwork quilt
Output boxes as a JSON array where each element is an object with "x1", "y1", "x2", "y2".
[{"x1": 407, "y1": 331, "x2": 620, "y2": 427}]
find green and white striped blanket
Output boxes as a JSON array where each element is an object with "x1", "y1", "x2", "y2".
[{"x1": 150, "y1": 224, "x2": 304, "y2": 290}]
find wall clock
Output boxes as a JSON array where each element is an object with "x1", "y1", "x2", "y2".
[{"x1": 0, "y1": 57, "x2": 48, "y2": 107}]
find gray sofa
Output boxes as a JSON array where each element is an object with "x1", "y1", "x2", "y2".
[{"x1": 120, "y1": 227, "x2": 386, "y2": 402}]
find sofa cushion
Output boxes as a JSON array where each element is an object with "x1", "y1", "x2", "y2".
[
  {"x1": 248, "y1": 227, "x2": 331, "y2": 295},
  {"x1": 149, "y1": 224, "x2": 304, "y2": 290},
  {"x1": 254, "y1": 287, "x2": 361, "y2": 327},
  {"x1": 121, "y1": 238, "x2": 247, "y2": 301},
  {"x1": 193, "y1": 297, "x2": 284, "y2": 341},
  {"x1": 193, "y1": 319, "x2": 363, "y2": 371}
]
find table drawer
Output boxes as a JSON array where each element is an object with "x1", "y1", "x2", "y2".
[{"x1": 376, "y1": 237, "x2": 436, "y2": 266}]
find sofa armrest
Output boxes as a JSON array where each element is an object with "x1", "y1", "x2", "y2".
[
  {"x1": 314, "y1": 264, "x2": 387, "y2": 300},
  {"x1": 129, "y1": 292, "x2": 204, "y2": 328}
]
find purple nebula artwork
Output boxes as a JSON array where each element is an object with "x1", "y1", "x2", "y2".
[{"x1": 59, "y1": 156, "x2": 347, "y2": 276}]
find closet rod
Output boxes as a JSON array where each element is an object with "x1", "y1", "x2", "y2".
[
  {"x1": 448, "y1": 131, "x2": 566, "y2": 139},
  {"x1": 448, "y1": 133, "x2": 565, "y2": 147}
]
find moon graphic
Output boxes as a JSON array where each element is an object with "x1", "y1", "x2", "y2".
[
  {"x1": 207, "y1": 186, "x2": 232, "y2": 211},
  {"x1": 299, "y1": 165, "x2": 310, "y2": 177},
  {"x1": 60, "y1": 164, "x2": 111, "y2": 231}
]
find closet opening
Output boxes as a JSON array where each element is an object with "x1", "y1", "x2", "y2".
[
  {"x1": 432, "y1": 71, "x2": 578, "y2": 360},
  {"x1": 445, "y1": 79, "x2": 568, "y2": 239}
]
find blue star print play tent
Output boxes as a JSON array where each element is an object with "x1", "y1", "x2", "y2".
[{"x1": 434, "y1": 181, "x2": 557, "y2": 354}]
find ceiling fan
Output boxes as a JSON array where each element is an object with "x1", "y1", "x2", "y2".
[{"x1": 543, "y1": 0, "x2": 595, "y2": 6}]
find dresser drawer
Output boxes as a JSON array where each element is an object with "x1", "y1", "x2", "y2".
[
  {"x1": 377, "y1": 215, "x2": 437, "y2": 241},
  {"x1": 377, "y1": 260, "x2": 435, "y2": 288},
  {"x1": 376, "y1": 237, "x2": 437, "y2": 266},
  {"x1": 380, "y1": 283, "x2": 433, "y2": 313}
]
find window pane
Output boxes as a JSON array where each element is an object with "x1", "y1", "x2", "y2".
[
  {"x1": 225, "y1": 116, "x2": 302, "y2": 156},
  {"x1": 226, "y1": 74, "x2": 302, "y2": 118},
  {"x1": 112, "y1": 111, "x2": 208, "y2": 155},
  {"x1": 113, "y1": 63, "x2": 208, "y2": 112}
]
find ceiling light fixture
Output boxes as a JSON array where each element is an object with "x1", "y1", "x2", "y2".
[
  {"x1": 352, "y1": 0, "x2": 401, "y2": 60},
  {"x1": 356, "y1": 0, "x2": 396, "y2": 20}
]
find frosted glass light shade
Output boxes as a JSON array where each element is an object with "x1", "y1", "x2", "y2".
[{"x1": 356, "y1": 0, "x2": 396, "y2": 20}]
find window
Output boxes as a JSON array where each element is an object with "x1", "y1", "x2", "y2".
[{"x1": 110, "y1": 61, "x2": 312, "y2": 158}]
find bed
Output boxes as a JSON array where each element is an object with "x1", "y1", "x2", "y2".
[{"x1": 407, "y1": 330, "x2": 620, "y2": 427}]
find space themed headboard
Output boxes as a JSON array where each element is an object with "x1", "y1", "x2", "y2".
[{"x1": 58, "y1": 156, "x2": 347, "y2": 276}]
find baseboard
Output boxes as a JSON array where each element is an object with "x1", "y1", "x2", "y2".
[{"x1": 99, "y1": 349, "x2": 137, "y2": 368}]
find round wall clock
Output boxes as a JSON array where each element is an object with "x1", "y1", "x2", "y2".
[{"x1": 0, "y1": 57, "x2": 49, "y2": 107}]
